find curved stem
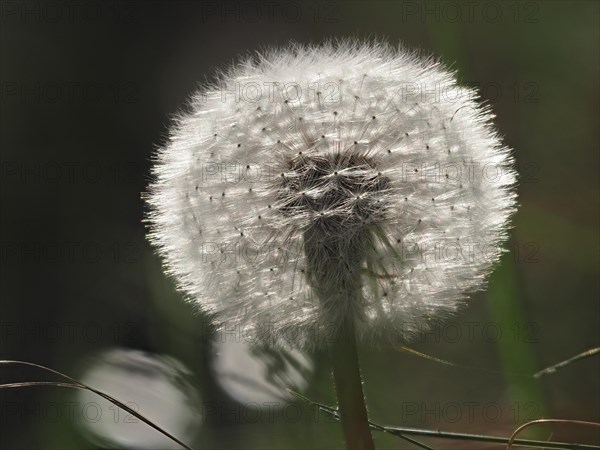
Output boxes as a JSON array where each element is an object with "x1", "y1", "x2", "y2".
[{"x1": 329, "y1": 322, "x2": 376, "y2": 450}]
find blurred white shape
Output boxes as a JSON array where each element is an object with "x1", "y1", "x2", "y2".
[
  {"x1": 75, "y1": 348, "x2": 201, "y2": 449},
  {"x1": 210, "y1": 332, "x2": 313, "y2": 406}
]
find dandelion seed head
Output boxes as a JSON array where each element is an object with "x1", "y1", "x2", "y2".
[{"x1": 145, "y1": 40, "x2": 517, "y2": 348}]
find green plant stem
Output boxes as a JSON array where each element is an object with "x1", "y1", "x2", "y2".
[{"x1": 329, "y1": 322, "x2": 376, "y2": 450}]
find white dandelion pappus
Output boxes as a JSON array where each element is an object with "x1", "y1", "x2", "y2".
[{"x1": 145, "y1": 40, "x2": 517, "y2": 348}]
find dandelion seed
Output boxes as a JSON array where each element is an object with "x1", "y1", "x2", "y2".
[{"x1": 145, "y1": 40, "x2": 517, "y2": 349}]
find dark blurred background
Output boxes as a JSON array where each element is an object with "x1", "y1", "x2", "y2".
[{"x1": 1, "y1": 1, "x2": 598, "y2": 449}]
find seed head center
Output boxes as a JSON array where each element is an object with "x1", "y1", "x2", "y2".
[{"x1": 278, "y1": 153, "x2": 390, "y2": 227}]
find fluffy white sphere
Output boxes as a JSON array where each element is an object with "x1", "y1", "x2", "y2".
[{"x1": 145, "y1": 40, "x2": 517, "y2": 348}]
